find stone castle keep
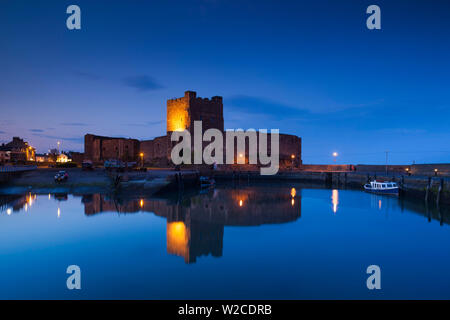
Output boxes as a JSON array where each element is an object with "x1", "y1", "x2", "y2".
[{"x1": 85, "y1": 91, "x2": 302, "y2": 167}]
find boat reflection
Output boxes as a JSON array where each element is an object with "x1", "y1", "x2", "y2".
[{"x1": 82, "y1": 186, "x2": 302, "y2": 263}]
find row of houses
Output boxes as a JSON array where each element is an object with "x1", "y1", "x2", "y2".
[
  {"x1": 0, "y1": 137, "x2": 83, "y2": 165},
  {"x1": 0, "y1": 137, "x2": 35, "y2": 163}
]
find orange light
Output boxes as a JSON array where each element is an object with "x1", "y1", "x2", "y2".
[
  {"x1": 239, "y1": 200, "x2": 243, "y2": 207},
  {"x1": 290, "y1": 188, "x2": 296, "y2": 198},
  {"x1": 166, "y1": 222, "x2": 189, "y2": 260},
  {"x1": 239, "y1": 153, "x2": 243, "y2": 158},
  {"x1": 291, "y1": 154, "x2": 295, "y2": 159},
  {"x1": 291, "y1": 198, "x2": 295, "y2": 206},
  {"x1": 434, "y1": 168, "x2": 438, "y2": 172},
  {"x1": 140, "y1": 199, "x2": 144, "y2": 208},
  {"x1": 140, "y1": 153, "x2": 144, "y2": 157},
  {"x1": 405, "y1": 168, "x2": 409, "y2": 171}
]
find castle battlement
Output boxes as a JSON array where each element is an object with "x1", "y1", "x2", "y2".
[{"x1": 167, "y1": 91, "x2": 224, "y2": 133}]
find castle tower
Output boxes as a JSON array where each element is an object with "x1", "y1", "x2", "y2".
[{"x1": 166, "y1": 91, "x2": 224, "y2": 134}]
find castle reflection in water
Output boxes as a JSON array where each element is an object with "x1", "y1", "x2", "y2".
[
  {"x1": 3, "y1": 185, "x2": 448, "y2": 264},
  {"x1": 82, "y1": 186, "x2": 302, "y2": 263}
]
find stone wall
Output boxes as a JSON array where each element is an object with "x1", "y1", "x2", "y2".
[
  {"x1": 140, "y1": 135, "x2": 170, "y2": 165},
  {"x1": 84, "y1": 134, "x2": 140, "y2": 163},
  {"x1": 411, "y1": 164, "x2": 450, "y2": 176},
  {"x1": 166, "y1": 92, "x2": 191, "y2": 133},
  {"x1": 85, "y1": 91, "x2": 302, "y2": 167},
  {"x1": 166, "y1": 91, "x2": 224, "y2": 134},
  {"x1": 301, "y1": 164, "x2": 354, "y2": 172}
]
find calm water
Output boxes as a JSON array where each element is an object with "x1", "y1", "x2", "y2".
[{"x1": 0, "y1": 183, "x2": 449, "y2": 299}]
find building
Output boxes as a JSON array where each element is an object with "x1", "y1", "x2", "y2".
[
  {"x1": 0, "y1": 137, "x2": 35, "y2": 163},
  {"x1": 166, "y1": 91, "x2": 224, "y2": 133},
  {"x1": 56, "y1": 153, "x2": 70, "y2": 163},
  {"x1": 0, "y1": 148, "x2": 11, "y2": 163},
  {"x1": 84, "y1": 91, "x2": 302, "y2": 167},
  {"x1": 84, "y1": 134, "x2": 140, "y2": 164}
]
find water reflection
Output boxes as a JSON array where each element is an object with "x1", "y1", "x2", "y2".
[
  {"x1": 1, "y1": 186, "x2": 449, "y2": 265},
  {"x1": 81, "y1": 186, "x2": 302, "y2": 263},
  {"x1": 331, "y1": 189, "x2": 339, "y2": 214}
]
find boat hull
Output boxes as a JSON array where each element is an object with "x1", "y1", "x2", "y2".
[{"x1": 364, "y1": 185, "x2": 399, "y2": 195}]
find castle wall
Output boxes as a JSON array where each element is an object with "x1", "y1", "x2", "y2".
[
  {"x1": 279, "y1": 134, "x2": 302, "y2": 166},
  {"x1": 140, "y1": 135, "x2": 170, "y2": 165},
  {"x1": 84, "y1": 134, "x2": 139, "y2": 163},
  {"x1": 85, "y1": 91, "x2": 301, "y2": 167},
  {"x1": 166, "y1": 92, "x2": 191, "y2": 133},
  {"x1": 189, "y1": 95, "x2": 224, "y2": 133},
  {"x1": 167, "y1": 91, "x2": 224, "y2": 134},
  {"x1": 222, "y1": 132, "x2": 302, "y2": 167}
]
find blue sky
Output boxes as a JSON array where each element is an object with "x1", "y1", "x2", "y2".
[{"x1": 0, "y1": 0, "x2": 449, "y2": 164}]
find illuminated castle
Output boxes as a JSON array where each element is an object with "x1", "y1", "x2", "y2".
[
  {"x1": 85, "y1": 91, "x2": 302, "y2": 167},
  {"x1": 167, "y1": 91, "x2": 224, "y2": 133}
]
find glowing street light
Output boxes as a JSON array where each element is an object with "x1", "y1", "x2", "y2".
[
  {"x1": 140, "y1": 152, "x2": 144, "y2": 167},
  {"x1": 290, "y1": 188, "x2": 296, "y2": 198},
  {"x1": 332, "y1": 152, "x2": 338, "y2": 163}
]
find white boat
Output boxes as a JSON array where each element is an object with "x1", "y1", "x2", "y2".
[{"x1": 364, "y1": 180, "x2": 399, "y2": 195}]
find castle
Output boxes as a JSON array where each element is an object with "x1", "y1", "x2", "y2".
[{"x1": 85, "y1": 91, "x2": 302, "y2": 168}]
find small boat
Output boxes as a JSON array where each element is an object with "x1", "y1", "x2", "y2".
[{"x1": 364, "y1": 180, "x2": 399, "y2": 195}]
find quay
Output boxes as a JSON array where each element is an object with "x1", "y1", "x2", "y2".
[{"x1": 0, "y1": 165, "x2": 449, "y2": 206}]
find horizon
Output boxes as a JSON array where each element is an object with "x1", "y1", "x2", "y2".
[{"x1": 1, "y1": 0, "x2": 450, "y2": 164}]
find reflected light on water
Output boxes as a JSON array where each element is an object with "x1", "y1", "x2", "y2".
[
  {"x1": 57, "y1": 208, "x2": 60, "y2": 218},
  {"x1": 140, "y1": 199, "x2": 144, "y2": 208},
  {"x1": 291, "y1": 198, "x2": 295, "y2": 206},
  {"x1": 6, "y1": 208, "x2": 12, "y2": 215},
  {"x1": 378, "y1": 200, "x2": 382, "y2": 210},
  {"x1": 332, "y1": 189, "x2": 339, "y2": 214},
  {"x1": 166, "y1": 222, "x2": 189, "y2": 260}
]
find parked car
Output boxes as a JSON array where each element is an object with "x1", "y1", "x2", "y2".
[
  {"x1": 54, "y1": 171, "x2": 68, "y2": 182},
  {"x1": 82, "y1": 160, "x2": 93, "y2": 171}
]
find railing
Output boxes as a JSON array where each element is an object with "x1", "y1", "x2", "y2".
[{"x1": 0, "y1": 165, "x2": 37, "y2": 173}]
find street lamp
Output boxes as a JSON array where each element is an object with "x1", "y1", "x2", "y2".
[
  {"x1": 434, "y1": 168, "x2": 438, "y2": 176},
  {"x1": 332, "y1": 152, "x2": 338, "y2": 163},
  {"x1": 140, "y1": 152, "x2": 144, "y2": 167}
]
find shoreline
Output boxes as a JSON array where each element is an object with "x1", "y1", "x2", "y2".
[{"x1": 0, "y1": 167, "x2": 449, "y2": 206}]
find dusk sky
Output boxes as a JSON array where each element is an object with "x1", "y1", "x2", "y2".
[{"x1": 1, "y1": 0, "x2": 449, "y2": 164}]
